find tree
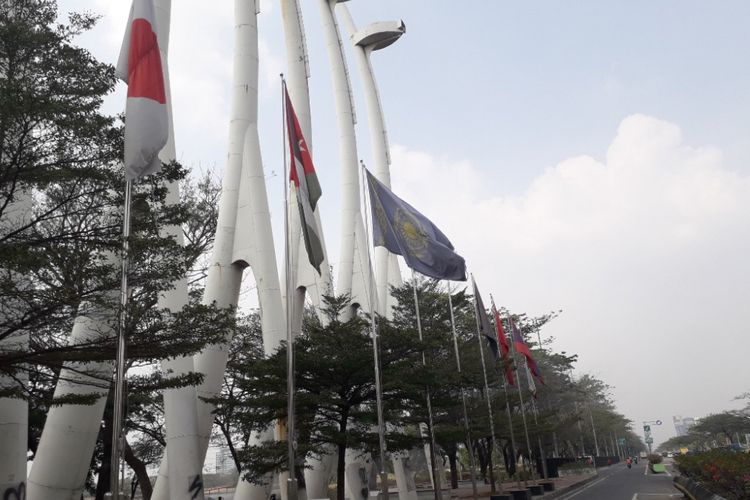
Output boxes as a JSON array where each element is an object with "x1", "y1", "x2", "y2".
[
  {"x1": 1, "y1": 3, "x2": 231, "y2": 498},
  {"x1": 692, "y1": 412, "x2": 750, "y2": 445},
  {"x1": 212, "y1": 294, "x2": 426, "y2": 500}
]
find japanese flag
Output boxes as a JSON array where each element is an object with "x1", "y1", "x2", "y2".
[{"x1": 116, "y1": 0, "x2": 168, "y2": 181}]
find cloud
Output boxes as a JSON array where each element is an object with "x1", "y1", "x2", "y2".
[{"x1": 390, "y1": 114, "x2": 750, "y2": 442}]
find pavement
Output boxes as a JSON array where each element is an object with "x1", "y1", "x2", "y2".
[
  {"x1": 415, "y1": 470, "x2": 598, "y2": 499},
  {"x1": 415, "y1": 460, "x2": 682, "y2": 500}
]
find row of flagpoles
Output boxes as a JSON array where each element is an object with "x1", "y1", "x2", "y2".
[{"x1": 112, "y1": 1, "x2": 553, "y2": 498}]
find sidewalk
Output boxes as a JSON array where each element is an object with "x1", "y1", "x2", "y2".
[{"x1": 421, "y1": 471, "x2": 598, "y2": 499}]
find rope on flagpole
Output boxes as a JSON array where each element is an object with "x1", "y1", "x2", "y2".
[{"x1": 110, "y1": 178, "x2": 132, "y2": 498}]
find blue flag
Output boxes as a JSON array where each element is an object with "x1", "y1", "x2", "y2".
[{"x1": 365, "y1": 169, "x2": 467, "y2": 281}]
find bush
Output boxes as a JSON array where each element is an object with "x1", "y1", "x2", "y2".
[
  {"x1": 647, "y1": 454, "x2": 663, "y2": 464},
  {"x1": 675, "y1": 450, "x2": 750, "y2": 499}
]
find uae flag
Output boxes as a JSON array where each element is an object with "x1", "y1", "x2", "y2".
[
  {"x1": 510, "y1": 319, "x2": 544, "y2": 385},
  {"x1": 285, "y1": 86, "x2": 324, "y2": 274},
  {"x1": 492, "y1": 304, "x2": 515, "y2": 387},
  {"x1": 116, "y1": 0, "x2": 168, "y2": 181}
]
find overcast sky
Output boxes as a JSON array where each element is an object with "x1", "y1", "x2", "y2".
[{"x1": 60, "y1": 0, "x2": 750, "y2": 447}]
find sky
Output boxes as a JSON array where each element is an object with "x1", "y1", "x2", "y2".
[{"x1": 58, "y1": 0, "x2": 750, "y2": 448}]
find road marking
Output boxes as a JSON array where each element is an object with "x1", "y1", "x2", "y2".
[
  {"x1": 631, "y1": 494, "x2": 638, "y2": 500},
  {"x1": 557, "y1": 476, "x2": 606, "y2": 500},
  {"x1": 644, "y1": 465, "x2": 648, "y2": 476}
]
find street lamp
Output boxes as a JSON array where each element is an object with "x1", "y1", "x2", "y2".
[{"x1": 642, "y1": 419, "x2": 662, "y2": 453}]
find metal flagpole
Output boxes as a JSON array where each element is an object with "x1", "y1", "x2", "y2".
[
  {"x1": 469, "y1": 276, "x2": 499, "y2": 493},
  {"x1": 110, "y1": 178, "x2": 132, "y2": 498},
  {"x1": 360, "y1": 162, "x2": 390, "y2": 500},
  {"x1": 446, "y1": 283, "x2": 478, "y2": 500},
  {"x1": 490, "y1": 295, "x2": 521, "y2": 490},
  {"x1": 411, "y1": 272, "x2": 443, "y2": 500},
  {"x1": 528, "y1": 391, "x2": 548, "y2": 479},
  {"x1": 507, "y1": 317, "x2": 535, "y2": 484},
  {"x1": 282, "y1": 76, "x2": 299, "y2": 500}
]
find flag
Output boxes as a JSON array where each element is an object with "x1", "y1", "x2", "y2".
[
  {"x1": 116, "y1": 0, "x2": 168, "y2": 181},
  {"x1": 491, "y1": 303, "x2": 515, "y2": 387},
  {"x1": 285, "y1": 86, "x2": 324, "y2": 274},
  {"x1": 472, "y1": 278, "x2": 499, "y2": 359},
  {"x1": 510, "y1": 320, "x2": 544, "y2": 385},
  {"x1": 365, "y1": 169, "x2": 466, "y2": 281}
]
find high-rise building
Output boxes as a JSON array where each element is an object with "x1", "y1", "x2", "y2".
[{"x1": 673, "y1": 415, "x2": 696, "y2": 436}]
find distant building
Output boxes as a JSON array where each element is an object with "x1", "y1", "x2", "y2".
[
  {"x1": 215, "y1": 447, "x2": 236, "y2": 474},
  {"x1": 673, "y1": 415, "x2": 696, "y2": 436}
]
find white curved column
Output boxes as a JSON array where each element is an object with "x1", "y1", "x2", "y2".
[
  {"x1": 26, "y1": 298, "x2": 115, "y2": 499},
  {"x1": 0, "y1": 191, "x2": 31, "y2": 497},
  {"x1": 317, "y1": 0, "x2": 374, "y2": 316}
]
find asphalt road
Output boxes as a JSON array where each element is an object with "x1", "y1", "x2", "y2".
[{"x1": 557, "y1": 460, "x2": 683, "y2": 500}]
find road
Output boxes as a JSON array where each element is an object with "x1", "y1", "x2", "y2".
[{"x1": 557, "y1": 459, "x2": 682, "y2": 500}]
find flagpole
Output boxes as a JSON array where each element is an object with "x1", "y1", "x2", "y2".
[
  {"x1": 527, "y1": 376, "x2": 549, "y2": 479},
  {"x1": 446, "y1": 283, "x2": 478, "y2": 500},
  {"x1": 110, "y1": 178, "x2": 132, "y2": 498},
  {"x1": 489, "y1": 295, "x2": 521, "y2": 490},
  {"x1": 282, "y1": 76, "x2": 298, "y2": 500},
  {"x1": 360, "y1": 162, "x2": 390, "y2": 500},
  {"x1": 411, "y1": 271, "x2": 443, "y2": 500},
  {"x1": 469, "y1": 276, "x2": 499, "y2": 493},
  {"x1": 507, "y1": 317, "x2": 535, "y2": 485}
]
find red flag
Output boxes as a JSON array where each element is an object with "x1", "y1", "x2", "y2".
[
  {"x1": 492, "y1": 305, "x2": 515, "y2": 387},
  {"x1": 116, "y1": 0, "x2": 168, "y2": 180},
  {"x1": 285, "y1": 86, "x2": 324, "y2": 274}
]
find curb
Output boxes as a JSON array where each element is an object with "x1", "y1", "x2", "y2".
[
  {"x1": 673, "y1": 476, "x2": 726, "y2": 500},
  {"x1": 542, "y1": 473, "x2": 599, "y2": 499}
]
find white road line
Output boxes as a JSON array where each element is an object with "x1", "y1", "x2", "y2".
[
  {"x1": 631, "y1": 494, "x2": 638, "y2": 500},
  {"x1": 644, "y1": 465, "x2": 648, "y2": 476},
  {"x1": 557, "y1": 476, "x2": 606, "y2": 500}
]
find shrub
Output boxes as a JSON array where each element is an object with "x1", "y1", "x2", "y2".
[
  {"x1": 647, "y1": 453, "x2": 663, "y2": 464},
  {"x1": 675, "y1": 450, "x2": 750, "y2": 499}
]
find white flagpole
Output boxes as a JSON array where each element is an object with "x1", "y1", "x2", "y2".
[
  {"x1": 489, "y1": 295, "x2": 521, "y2": 490},
  {"x1": 411, "y1": 272, "x2": 443, "y2": 500},
  {"x1": 446, "y1": 283, "x2": 478, "y2": 500},
  {"x1": 282, "y1": 76, "x2": 298, "y2": 500},
  {"x1": 110, "y1": 178, "x2": 132, "y2": 498},
  {"x1": 360, "y1": 162, "x2": 390, "y2": 500},
  {"x1": 507, "y1": 316, "x2": 536, "y2": 485},
  {"x1": 469, "y1": 276, "x2": 499, "y2": 493}
]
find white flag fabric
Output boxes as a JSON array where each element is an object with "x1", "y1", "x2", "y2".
[{"x1": 116, "y1": 0, "x2": 168, "y2": 181}]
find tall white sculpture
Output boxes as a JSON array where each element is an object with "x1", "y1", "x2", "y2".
[
  {"x1": 154, "y1": 2, "x2": 286, "y2": 499},
  {"x1": 316, "y1": 1, "x2": 378, "y2": 499},
  {"x1": 278, "y1": 1, "x2": 337, "y2": 497},
  {"x1": 0, "y1": 190, "x2": 31, "y2": 500},
  {"x1": 317, "y1": 0, "x2": 374, "y2": 317},
  {"x1": 26, "y1": 284, "x2": 115, "y2": 499},
  {"x1": 338, "y1": 7, "x2": 404, "y2": 319},
  {"x1": 149, "y1": 1, "x2": 206, "y2": 499},
  {"x1": 336, "y1": 9, "x2": 420, "y2": 500}
]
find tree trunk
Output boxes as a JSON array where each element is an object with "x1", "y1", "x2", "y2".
[
  {"x1": 487, "y1": 439, "x2": 496, "y2": 493},
  {"x1": 124, "y1": 438, "x2": 152, "y2": 500},
  {"x1": 336, "y1": 417, "x2": 348, "y2": 500},
  {"x1": 95, "y1": 396, "x2": 113, "y2": 500},
  {"x1": 447, "y1": 447, "x2": 458, "y2": 489}
]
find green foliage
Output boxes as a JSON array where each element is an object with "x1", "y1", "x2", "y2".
[
  {"x1": 647, "y1": 453, "x2": 662, "y2": 464},
  {"x1": 676, "y1": 450, "x2": 750, "y2": 499}
]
